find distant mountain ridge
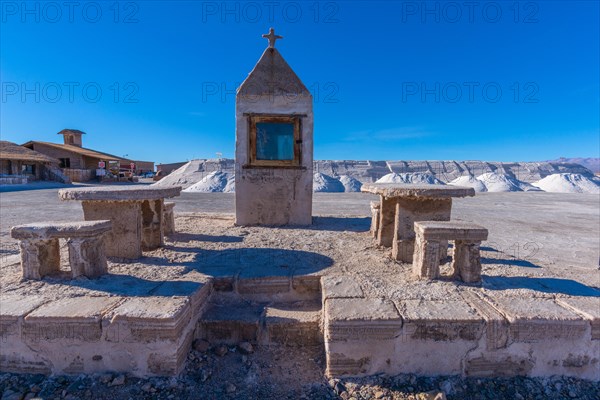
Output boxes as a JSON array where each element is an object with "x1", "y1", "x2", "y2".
[
  {"x1": 546, "y1": 158, "x2": 599, "y2": 174},
  {"x1": 310, "y1": 160, "x2": 596, "y2": 184},
  {"x1": 155, "y1": 159, "x2": 597, "y2": 188}
]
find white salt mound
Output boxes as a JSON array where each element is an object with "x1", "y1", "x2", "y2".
[
  {"x1": 183, "y1": 171, "x2": 235, "y2": 193},
  {"x1": 476, "y1": 172, "x2": 540, "y2": 192},
  {"x1": 376, "y1": 173, "x2": 445, "y2": 185},
  {"x1": 152, "y1": 160, "x2": 205, "y2": 189},
  {"x1": 313, "y1": 173, "x2": 345, "y2": 192},
  {"x1": 339, "y1": 175, "x2": 362, "y2": 192},
  {"x1": 448, "y1": 176, "x2": 488, "y2": 192},
  {"x1": 532, "y1": 173, "x2": 600, "y2": 194}
]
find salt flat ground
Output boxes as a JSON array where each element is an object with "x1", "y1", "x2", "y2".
[{"x1": 0, "y1": 189, "x2": 598, "y2": 272}]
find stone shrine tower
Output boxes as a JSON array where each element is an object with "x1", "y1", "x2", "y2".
[{"x1": 235, "y1": 29, "x2": 313, "y2": 226}]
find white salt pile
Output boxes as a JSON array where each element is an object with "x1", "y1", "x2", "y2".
[
  {"x1": 182, "y1": 171, "x2": 235, "y2": 193},
  {"x1": 476, "y1": 172, "x2": 540, "y2": 192},
  {"x1": 339, "y1": 175, "x2": 362, "y2": 192},
  {"x1": 313, "y1": 173, "x2": 345, "y2": 192},
  {"x1": 153, "y1": 160, "x2": 206, "y2": 189},
  {"x1": 448, "y1": 175, "x2": 488, "y2": 192},
  {"x1": 376, "y1": 173, "x2": 444, "y2": 185},
  {"x1": 532, "y1": 173, "x2": 600, "y2": 194}
]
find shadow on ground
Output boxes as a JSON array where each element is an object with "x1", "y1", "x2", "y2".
[
  {"x1": 51, "y1": 245, "x2": 333, "y2": 296},
  {"x1": 45, "y1": 273, "x2": 206, "y2": 297},
  {"x1": 173, "y1": 232, "x2": 244, "y2": 243},
  {"x1": 309, "y1": 216, "x2": 370, "y2": 232},
  {"x1": 482, "y1": 276, "x2": 600, "y2": 297},
  {"x1": 481, "y1": 257, "x2": 541, "y2": 268}
]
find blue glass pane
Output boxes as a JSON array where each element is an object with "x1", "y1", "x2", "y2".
[{"x1": 256, "y1": 122, "x2": 294, "y2": 160}]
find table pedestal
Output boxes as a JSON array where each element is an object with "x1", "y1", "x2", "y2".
[
  {"x1": 377, "y1": 197, "x2": 396, "y2": 247},
  {"x1": 392, "y1": 197, "x2": 452, "y2": 262},
  {"x1": 82, "y1": 200, "x2": 142, "y2": 259},
  {"x1": 141, "y1": 199, "x2": 164, "y2": 250}
]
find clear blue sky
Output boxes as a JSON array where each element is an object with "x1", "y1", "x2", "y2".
[{"x1": 1, "y1": 1, "x2": 599, "y2": 164}]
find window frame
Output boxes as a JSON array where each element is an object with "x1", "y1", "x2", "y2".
[
  {"x1": 248, "y1": 115, "x2": 302, "y2": 167},
  {"x1": 59, "y1": 158, "x2": 71, "y2": 168},
  {"x1": 21, "y1": 164, "x2": 36, "y2": 175}
]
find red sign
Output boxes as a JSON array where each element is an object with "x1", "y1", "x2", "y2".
[
  {"x1": 130, "y1": 162, "x2": 135, "y2": 169},
  {"x1": 98, "y1": 161, "x2": 105, "y2": 168}
]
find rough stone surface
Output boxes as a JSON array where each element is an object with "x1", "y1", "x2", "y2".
[
  {"x1": 321, "y1": 276, "x2": 364, "y2": 301},
  {"x1": 556, "y1": 297, "x2": 600, "y2": 340},
  {"x1": 325, "y1": 298, "x2": 402, "y2": 342},
  {"x1": 397, "y1": 299, "x2": 484, "y2": 342},
  {"x1": 485, "y1": 296, "x2": 589, "y2": 342},
  {"x1": 163, "y1": 201, "x2": 176, "y2": 235},
  {"x1": 67, "y1": 235, "x2": 108, "y2": 278},
  {"x1": 11, "y1": 220, "x2": 111, "y2": 280},
  {"x1": 104, "y1": 296, "x2": 192, "y2": 342},
  {"x1": 460, "y1": 290, "x2": 509, "y2": 351},
  {"x1": 22, "y1": 297, "x2": 120, "y2": 357},
  {"x1": 361, "y1": 183, "x2": 475, "y2": 199},
  {"x1": 415, "y1": 221, "x2": 488, "y2": 242},
  {"x1": 10, "y1": 220, "x2": 112, "y2": 240},
  {"x1": 82, "y1": 200, "x2": 142, "y2": 259},
  {"x1": 60, "y1": 187, "x2": 180, "y2": 258},
  {"x1": 412, "y1": 221, "x2": 488, "y2": 282},
  {"x1": 370, "y1": 201, "x2": 380, "y2": 238},
  {"x1": 392, "y1": 197, "x2": 453, "y2": 262},
  {"x1": 412, "y1": 234, "x2": 442, "y2": 279},
  {"x1": 264, "y1": 302, "x2": 322, "y2": 346},
  {"x1": 58, "y1": 186, "x2": 182, "y2": 201},
  {"x1": 16, "y1": 238, "x2": 60, "y2": 280},
  {"x1": 377, "y1": 197, "x2": 396, "y2": 247},
  {"x1": 452, "y1": 240, "x2": 483, "y2": 283},
  {"x1": 141, "y1": 199, "x2": 163, "y2": 250}
]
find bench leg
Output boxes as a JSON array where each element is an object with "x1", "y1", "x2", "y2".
[
  {"x1": 19, "y1": 238, "x2": 60, "y2": 280},
  {"x1": 141, "y1": 199, "x2": 164, "y2": 250},
  {"x1": 82, "y1": 200, "x2": 142, "y2": 259},
  {"x1": 452, "y1": 240, "x2": 482, "y2": 283},
  {"x1": 67, "y1": 235, "x2": 108, "y2": 279},
  {"x1": 412, "y1": 235, "x2": 441, "y2": 279},
  {"x1": 163, "y1": 208, "x2": 175, "y2": 236}
]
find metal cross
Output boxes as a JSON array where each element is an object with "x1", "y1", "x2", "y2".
[{"x1": 262, "y1": 28, "x2": 283, "y2": 48}]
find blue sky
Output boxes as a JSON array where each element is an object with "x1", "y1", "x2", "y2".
[{"x1": 1, "y1": 1, "x2": 599, "y2": 164}]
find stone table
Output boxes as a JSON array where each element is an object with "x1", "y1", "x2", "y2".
[
  {"x1": 360, "y1": 183, "x2": 475, "y2": 262},
  {"x1": 59, "y1": 186, "x2": 182, "y2": 259}
]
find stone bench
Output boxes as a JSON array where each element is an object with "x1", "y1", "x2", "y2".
[
  {"x1": 163, "y1": 202, "x2": 176, "y2": 235},
  {"x1": 10, "y1": 220, "x2": 112, "y2": 280},
  {"x1": 413, "y1": 221, "x2": 488, "y2": 283},
  {"x1": 370, "y1": 201, "x2": 380, "y2": 238}
]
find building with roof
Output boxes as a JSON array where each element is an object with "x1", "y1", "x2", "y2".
[
  {"x1": 22, "y1": 129, "x2": 154, "y2": 182},
  {"x1": 0, "y1": 141, "x2": 69, "y2": 184}
]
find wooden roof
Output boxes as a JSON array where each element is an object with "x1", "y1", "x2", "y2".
[
  {"x1": 22, "y1": 141, "x2": 127, "y2": 162},
  {"x1": 0, "y1": 141, "x2": 58, "y2": 164}
]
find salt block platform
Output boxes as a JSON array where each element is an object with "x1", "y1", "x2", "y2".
[
  {"x1": 1, "y1": 213, "x2": 599, "y2": 380},
  {"x1": 0, "y1": 270, "x2": 211, "y2": 376},
  {"x1": 323, "y1": 276, "x2": 599, "y2": 380}
]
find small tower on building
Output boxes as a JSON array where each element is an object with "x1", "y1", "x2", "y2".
[{"x1": 58, "y1": 129, "x2": 85, "y2": 147}]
